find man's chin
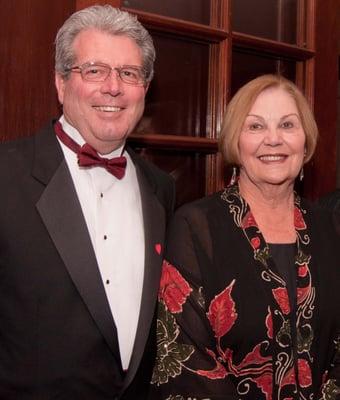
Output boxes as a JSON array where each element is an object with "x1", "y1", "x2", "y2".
[{"x1": 93, "y1": 131, "x2": 130, "y2": 153}]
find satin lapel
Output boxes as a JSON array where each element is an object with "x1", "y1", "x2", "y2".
[
  {"x1": 122, "y1": 152, "x2": 166, "y2": 391},
  {"x1": 33, "y1": 124, "x2": 120, "y2": 361}
]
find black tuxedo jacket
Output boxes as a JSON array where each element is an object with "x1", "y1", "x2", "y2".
[{"x1": 0, "y1": 121, "x2": 175, "y2": 399}]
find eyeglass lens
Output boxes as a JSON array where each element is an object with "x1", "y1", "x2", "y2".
[{"x1": 81, "y1": 64, "x2": 145, "y2": 85}]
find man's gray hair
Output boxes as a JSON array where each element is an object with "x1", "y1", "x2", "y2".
[{"x1": 55, "y1": 5, "x2": 155, "y2": 83}]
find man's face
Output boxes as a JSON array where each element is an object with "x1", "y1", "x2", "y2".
[{"x1": 55, "y1": 29, "x2": 148, "y2": 154}]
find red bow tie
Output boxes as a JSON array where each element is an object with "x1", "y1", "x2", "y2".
[{"x1": 54, "y1": 121, "x2": 127, "y2": 179}]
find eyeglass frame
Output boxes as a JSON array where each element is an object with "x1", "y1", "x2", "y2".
[{"x1": 64, "y1": 61, "x2": 148, "y2": 86}]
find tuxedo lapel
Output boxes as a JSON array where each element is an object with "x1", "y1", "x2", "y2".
[
  {"x1": 33, "y1": 124, "x2": 121, "y2": 364},
  {"x1": 122, "y1": 151, "x2": 166, "y2": 391}
]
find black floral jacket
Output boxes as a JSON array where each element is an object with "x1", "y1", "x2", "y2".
[{"x1": 149, "y1": 185, "x2": 340, "y2": 400}]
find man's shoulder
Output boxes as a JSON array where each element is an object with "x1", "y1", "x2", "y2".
[
  {"x1": 0, "y1": 132, "x2": 35, "y2": 168},
  {"x1": 0, "y1": 132, "x2": 33, "y2": 150},
  {"x1": 0, "y1": 122, "x2": 55, "y2": 154},
  {"x1": 0, "y1": 121, "x2": 61, "y2": 182},
  {"x1": 126, "y1": 147, "x2": 176, "y2": 217}
]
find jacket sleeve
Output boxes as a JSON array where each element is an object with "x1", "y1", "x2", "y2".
[{"x1": 148, "y1": 206, "x2": 238, "y2": 400}]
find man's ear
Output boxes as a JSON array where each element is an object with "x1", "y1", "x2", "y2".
[
  {"x1": 144, "y1": 82, "x2": 150, "y2": 94},
  {"x1": 55, "y1": 72, "x2": 66, "y2": 104}
]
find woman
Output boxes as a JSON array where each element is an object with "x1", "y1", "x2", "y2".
[{"x1": 150, "y1": 75, "x2": 340, "y2": 400}]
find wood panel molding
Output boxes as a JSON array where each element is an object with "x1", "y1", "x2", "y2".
[
  {"x1": 128, "y1": 133, "x2": 218, "y2": 153},
  {"x1": 123, "y1": 8, "x2": 229, "y2": 43},
  {"x1": 232, "y1": 32, "x2": 315, "y2": 60},
  {"x1": 76, "y1": 0, "x2": 121, "y2": 10}
]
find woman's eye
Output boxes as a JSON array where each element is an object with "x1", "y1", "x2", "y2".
[
  {"x1": 281, "y1": 121, "x2": 294, "y2": 129},
  {"x1": 249, "y1": 123, "x2": 263, "y2": 130}
]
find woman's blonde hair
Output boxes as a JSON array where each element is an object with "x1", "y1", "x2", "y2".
[{"x1": 219, "y1": 74, "x2": 318, "y2": 165}]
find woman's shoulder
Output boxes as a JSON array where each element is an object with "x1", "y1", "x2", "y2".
[
  {"x1": 316, "y1": 190, "x2": 340, "y2": 235},
  {"x1": 317, "y1": 189, "x2": 340, "y2": 212},
  {"x1": 175, "y1": 190, "x2": 227, "y2": 220},
  {"x1": 300, "y1": 195, "x2": 340, "y2": 240},
  {"x1": 300, "y1": 195, "x2": 334, "y2": 220}
]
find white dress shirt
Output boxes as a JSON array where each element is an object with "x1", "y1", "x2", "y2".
[{"x1": 56, "y1": 116, "x2": 145, "y2": 370}]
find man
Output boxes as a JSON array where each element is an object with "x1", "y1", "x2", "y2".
[{"x1": 0, "y1": 5, "x2": 174, "y2": 399}]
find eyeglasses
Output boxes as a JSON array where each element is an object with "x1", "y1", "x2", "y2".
[{"x1": 65, "y1": 62, "x2": 147, "y2": 86}]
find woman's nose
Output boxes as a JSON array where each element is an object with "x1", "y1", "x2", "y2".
[{"x1": 264, "y1": 126, "x2": 283, "y2": 146}]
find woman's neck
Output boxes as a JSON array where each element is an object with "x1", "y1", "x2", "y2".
[
  {"x1": 239, "y1": 179, "x2": 294, "y2": 210},
  {"x1": 238, "y1": 177, "x2": 297, "y2": 243}
]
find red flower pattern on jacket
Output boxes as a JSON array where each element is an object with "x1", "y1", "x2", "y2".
[
  {"x1": 265, "y1": 307, "x2": 273, "y2": 339},
  {"x1": 281, "y1": 364, "x2": 296, "y2": 387},
  {"x1": 272, "y1": 287, "x2": 290, "y2": 315},
  {"x1": 196, "y1": 348, "x2": 228, "y2": 379},
  {"x1": 159, "y1": 260, "x2": 192, "y2": 313},
  {"x1": 199, "y1": 283, "x2": 273, "y2": 394},
  {"x1": 294, "y1": 207, "x2": 306, "y2": 230},
  {"x1": 241, "y1": 211, "x2": 258, "y2": 229},
  {"x1": 251, "y1": 236, "x2": 261, "y2": 249},
  {"x1": 237, "y1": 343, "x2": 271, "y2": 370},
  {"x1": 297, "y1": 284, "x2": 310, "y2": 305},
  {"x1": 253, "y1": 372, "x2": 273, "y2": 400},
  {"x1": 297, "y1": 359, "x2": 312, "y2": 388},
  {"x1": 281, "y1": 358, "x2": 312, "y2": 391},
  {"x1": 298, "y1": 263, "x2": 308, "y2": 278},
  {"x1": 207, "y1": 279, "x2": 237, "y2": 339},
  {"x1": 296, "y1": 263, "x2": 311, "y2": 304}
]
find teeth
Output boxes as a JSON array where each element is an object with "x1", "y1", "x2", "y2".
[
  {"x1": 259, "y1": 155, "x2": 285, "y2": 161},
  {"x1": 94, "y1": 106, "x2": 122, "y2": 112}
]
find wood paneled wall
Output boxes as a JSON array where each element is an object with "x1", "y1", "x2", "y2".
[
  {"x1": 307, "y1": 0, "x2": 338, "y2": 197},
  {"x1": 0, "y1": 0, "x2": 77, "y2": 140}
]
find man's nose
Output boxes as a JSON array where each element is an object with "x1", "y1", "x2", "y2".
[{"x1": 100, "y1": 69, "x2": 123, "y2": 96}]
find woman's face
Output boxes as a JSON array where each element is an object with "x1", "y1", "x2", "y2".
[{"x1": 238, "y1": 87, "x2": 306, "y2": 188}]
